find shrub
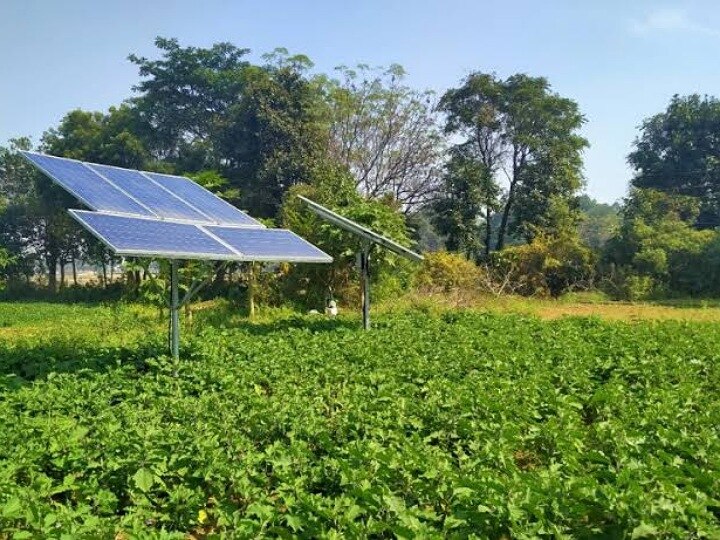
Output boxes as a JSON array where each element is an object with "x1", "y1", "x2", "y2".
[
  {"x1": 414, "y1": 251, "x2": 485, "y2": 292},
  {"x1": 493, "y1": 233, "x2": 595, "y2": 297}
]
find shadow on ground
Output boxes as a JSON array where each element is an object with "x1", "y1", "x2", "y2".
[{"x1": 0, "y1": 339, "x2": 166, "y2": 390}]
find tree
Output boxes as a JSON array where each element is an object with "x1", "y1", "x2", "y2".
[
  {"x1": 326, "y1": 65, "x2": 444, "y2": 211},
  {"x1": 432, "y1": 150, "x2": 498, "y2": 260},
  {"x1": 628, "y1": 94, "x2": 720, "y2": 228},
  {"x1": 41, "y1": 106, "x2": 149, "y2": 168},
  {"x1": 0, "y1": 138, "x2": 82, "y2": 290},
  {"x1": 130, "y1": 39, "x2": 330, "y2": 218},
  {"x1": 128, "y1": 37, "x2": 250, "y2": 163},
  {"x1": 603, "y1": 188, "x2": 716, "y2": 298},
  {"x1": 440, "y1": 73, "x2": 588, "y2": 251},
  {"x1": 215, "y1": 52, "x2": 330, "y2": 217}
]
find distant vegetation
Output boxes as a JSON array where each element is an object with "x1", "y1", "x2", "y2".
[{"x1": 3, "y1": 37, "x2": 720, "y2": 305}]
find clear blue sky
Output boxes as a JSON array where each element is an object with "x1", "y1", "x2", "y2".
[{"x1": 2, "y1": 0, "x2": 720, "y2": 203}]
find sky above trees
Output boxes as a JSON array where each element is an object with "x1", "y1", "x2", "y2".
[{"x1": 3, "y1": 0, "x2": 720, "y2": 203}]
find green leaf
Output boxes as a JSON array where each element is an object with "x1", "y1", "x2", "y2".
[
  {"x1": 285, "y1": 514, "x2": 303, "y2": 531},
  {"x1": 132, "y1": 468, "x2": 155, "y2": 492},
  {"x1": 631, "y1": 523, "x2": 659, "y2": 539},
  {"x1": 2, "y1": 497, "x2": 23, "y2": 519}
]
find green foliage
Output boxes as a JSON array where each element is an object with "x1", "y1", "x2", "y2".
[
  {"x1": 432, "y1": 151, "x2": 497, "y2": 260},
  {"x1": 629, "y1": 94, "x2": 720, "y2": 226},
  {"x1": 130, "y1": 37, "x2": 330, "y2": 218},
  {"x1": 0, "y1": 304, "x2": 719, "y2": 537},
  {"x1": 604, "y1": 189, "x2": 718, "y2": 298},
  {"x1": 41, "y1": 106, "x2": 149, "y2": 169},
  {"x1": 494, "y1": 232, "x2": 596, "y2": 297},
  {"x1": 577, "y1": 195, "x2": 620, "y2": 251},
  {"x1": 281, "y1": 170, "x2": 414, "y2": 308},
  {"x1": 440, "y1": 72, "x2": 587, "y2": 251}
]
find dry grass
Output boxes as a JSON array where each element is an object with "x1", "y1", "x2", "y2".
[{"x1": 386, "y1": 290, "x2": 720, "y2": 322}]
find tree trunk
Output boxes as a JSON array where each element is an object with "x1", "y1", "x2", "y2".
[
  {"x1": 72, "y1": 258, "x2": 78, "y2": 286},
  {"x1": 484, "y1": 205, "x2": 492, "y2": 257},
  {"x1": 496, "y1": 181, "x2": 516, "y2": 251},
  {"x1": 101, "y1": 260, "x2": 107, "y2": 288},
  {"x1": 47, "y1": 255, "x2": 58, "y2": 291},
  {"x1": 59, "y1": 259, "x2": 66, "y2": 290},
  {"x1": 248, "y1": 263, "x2": 256, "y2": 319}
]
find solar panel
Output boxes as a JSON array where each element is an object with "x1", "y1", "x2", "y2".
[
  {"x1": 298, "y1": 196, "x2": 423, "y2": 262},
  {"x1": 88, "y1": 164, "x2": 210, "y2": 222},
  {"x1": 70, "y1": 210, "x2": 237, "y2": 260},
  {"x1": 23, "y1": 152, "x2": 332, "y2": 263},
  {"x1": 22, "y1": 152, "x2": 154, "y2": 217},
  {"x1": 205, "y1": 226, "x2": 333, "y2": 262},
  {"x1": 144, "y1": 172, "x2": 263, "y2": 227}
]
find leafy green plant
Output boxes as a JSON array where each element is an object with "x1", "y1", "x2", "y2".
[{"x1": 0, "y1": 303, "x2": 719, "y2": 537}]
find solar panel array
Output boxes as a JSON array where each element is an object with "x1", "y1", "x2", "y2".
[{"x1": 23, "y1": 152, "x2": 332, "y2": 263}]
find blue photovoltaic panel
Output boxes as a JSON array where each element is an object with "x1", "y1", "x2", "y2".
[
  {"x1": 21, "y1": 152, "x2": 154, "y2": 217},
  {"x1": 88, "y1": 164, "x2": 209, "y2": 222},
  {"x1": 70, "y1": 210, "x2": 236, "y2": 260},
  {"x1": 145, "y1": 172, "x2": 263, "y2": 227},
  {"x1": 206, "y1": 226, "x2": 332, "y2": 262}
]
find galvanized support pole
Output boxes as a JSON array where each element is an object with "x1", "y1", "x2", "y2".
[
  {"x1": 361, "y1": 243, "x2": 371, "y2": 331},
  {"x1": 170, "y1": 259, "x2": 180, "y2": 360}
]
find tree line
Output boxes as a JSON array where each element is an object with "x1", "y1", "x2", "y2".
[{"x1": 1, "y1": 37, "x2": 719, "y2": 302}]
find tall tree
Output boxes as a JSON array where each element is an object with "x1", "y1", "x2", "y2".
[
  {"x1": 41, "y1": 106, "x2": 149, "y2": 168},
  {"x1": 440, "y1": 73, "x2": 587, "y2": 251},
  {"x1": 130, "y1": 39, "x2": 330, "y2": 218},
  {"x1": 628, "y1": 94, "x2": 720, "y2": 228},
  {"x1": 0, "y1": 139, "x2": 79, "y2": 289},
  {"x1": 326, "y1": 65, "x2": 444, "y2": 211},
  {"x1": 215, "y1": 52, "x2": 330, "y2": 217},
  {"x1": 128, "y1": 37, "x2": 250, "y2": 163},
  {"x1": 432, "y1": 150, "x2": 498, "y2": 259}
]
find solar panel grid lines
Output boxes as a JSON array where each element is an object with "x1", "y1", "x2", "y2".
[
  {"x1": 20, "y1": 151, "x2": 155, "y2": 217},
  {"x1": 145, "y1": 172, "x2": 265, "y2": 227},
  {"x1": 80, "y1": 162, "x2": 159, "y2": 218},
  {"x1": 69, "y1": 210, "x2": 240, "y2": 261},
  {"x1": 23, "y1": 152, "x2": 332, "y2": 264},
  {"x1": 87, "y1": 163, "x2": 210, "y2": 222},
  {"x1": 22, "y1": 151, "x2": 264, "y2": 227},
  {"x1": 136, "y1": 170, "x2": 217, "y2": 223},
  {"x1": 70, "y1": 210, "x2": 333, "y2": 263},
  {"x1": 204, "y1": 226, "x2": 333, "y2": 263}
]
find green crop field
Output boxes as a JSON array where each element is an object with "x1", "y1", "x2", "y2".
[{"x1": 0, "y1": 302, "x2": 719, "y2": 538}]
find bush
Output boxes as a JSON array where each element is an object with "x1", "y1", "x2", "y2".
[
  {"x1": 493, "y1": 233, "x2": 595, "y2": 297},
  {"x1": 414, "y1": 251, "x2": 485, "y2": 292},
  {"x1": 602, "y1": 267, "x2": 657, "y2": 301}
]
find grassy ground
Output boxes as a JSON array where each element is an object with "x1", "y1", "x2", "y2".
[{"x1": 4, "y1": 291, "x2": 720, "y2": 348}]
